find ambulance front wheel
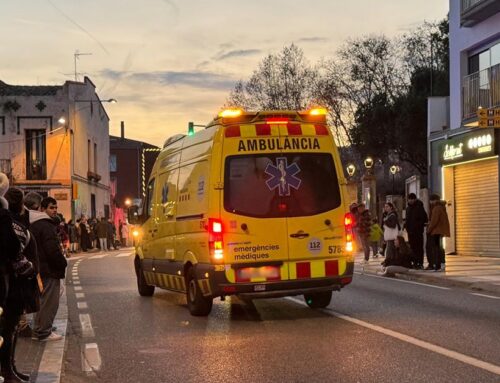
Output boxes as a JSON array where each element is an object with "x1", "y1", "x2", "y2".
[
  {"x1": 304, "y1": 291, "x2": 332, "y2": 309},
  {"x1": 186, "y1": 267, "x2": 213, "y2": 316}
]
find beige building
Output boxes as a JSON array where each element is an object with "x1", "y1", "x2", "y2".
[{"x1": 0, "y1": 76, "x2": 112, "y2": 220}]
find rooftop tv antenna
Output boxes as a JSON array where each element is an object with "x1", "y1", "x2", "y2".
[{"x1": 74, "y1": 50, "x2": 92, "y2": 81}]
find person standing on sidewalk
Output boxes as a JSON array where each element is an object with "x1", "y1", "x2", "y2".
[
  {"x1": 3, "y1": 187, "x2": 39, "y2": 383},
  {"x1": 404, "y1": 193, "x2": 428, "y2": 269},
  {"x1": 382, "y1": 202, "x2": 400, "y2": 266},
  {"x1": 96, "y1": 218, "x2": 108, "y2": 252},
  {"x1": 30, "y1": 197, "x2": 67, "y2": 342},
  {"x1": 357, "y1": 203, "x2": 372, "y2": 262},
  {"x1": 427, "y1": 194, "x2": 450, "y2": 272},
  {"x1": 369, "y1": 218, "x2": 384, "y2": 259}
]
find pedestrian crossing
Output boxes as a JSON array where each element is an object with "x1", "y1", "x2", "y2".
[{"x1": 88, "y1": 252, "x2": 132, "y2": 259}]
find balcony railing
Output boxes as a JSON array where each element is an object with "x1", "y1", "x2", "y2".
[
  {"x1": 462, "y1": 0, "x2": 485, "y2": 12},
  {"x1": 0, "y1": 159, "x2": 12, "y2": 179},
  {"x1": 462, "y1": 63, "x2": 500, "y2": 120},
  {"x1": 461, "y1": 0, "x2": 500, "y2": 26}
]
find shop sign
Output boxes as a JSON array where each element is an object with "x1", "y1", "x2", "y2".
[
  {"x1": 54, "y1": 192, "x2": 68, "y2": 201},
  {"x1": 439, "y1": 129, "x2": 496, "y2": 165}
]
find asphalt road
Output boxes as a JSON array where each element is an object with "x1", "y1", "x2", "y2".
[{"x1": 61, "y1": 252, "x2": 500, "y2": 383}]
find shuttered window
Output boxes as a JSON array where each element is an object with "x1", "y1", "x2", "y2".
[{"x1": 454, "y1": 159, "x2": 500, "y2": 256}]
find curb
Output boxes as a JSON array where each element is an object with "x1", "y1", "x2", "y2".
[{"x1": 356, "y1": 265, "x2": 500, "y2": 295}]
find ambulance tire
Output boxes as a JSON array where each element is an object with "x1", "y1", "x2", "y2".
[
  {"x1": 186, "y1": 267, "x2": 213, "y2": 316},
  {"x1": 135, "y1": 258, "x2": 155, "y2": 297},
  {"x1": 304, "y1": 291, "x2": 332, "y2": 309}
]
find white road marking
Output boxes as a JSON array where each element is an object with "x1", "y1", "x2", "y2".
[
  {"x1": 89, "y1": 254, "x2": 107, "y2": 259},
  {"x1": 74, "y1": 286, "x2": 83, "y2": 291},
  {"x1": 77, "y1": 301, "x2": 88, "y2": 309},
  {"x1": 287, "y1": 297, "x2": 500, "y2": 376},
  {"x1": 115, "y1": 252, "x2": 131, "y2": 258},
  {"x1": 82, "y1": 343, "x2": 102, "y2": 375},
  {"x1": 73, "y1": 281, "x2": 81, "y2": 286},
  {"x1": 79, "y1": 313, "x2": 95, "y2": 338},
  {"x1": 83, "y1": 344, "x2": 101, "y2": 373},
  {"x1": 76, "y1": 292, "x2": 85, "y2": 299},
  {"x1": 354, "y1": 271, "x2": 451, "y2": 290},
  {"x1": 471, "y1": 293, "x2": 500, "y2": 300}
]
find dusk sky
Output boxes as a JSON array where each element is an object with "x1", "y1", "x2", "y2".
[{"x1": 1, "y1": 0, "x2": 448, "y2": 146}]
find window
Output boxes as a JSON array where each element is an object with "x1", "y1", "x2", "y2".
[
  {"x1": 94, "y1": 142, "x2": 97, "y2": 173},
  {"x1": 88, "y1": 139, "x2": 91, "y2": 172},
  {"x1": 224, "y1": 153, "x2": 341, "y2": 218},
  {"x1": 144, "y1": 178, "x2": 156, "y2": 219},
  {"x1": 25, "y1": 129, "x2": 47, "y2": 180},
  {"x1": 110, "y1": 154, "x2": 117, "y2": 172}
]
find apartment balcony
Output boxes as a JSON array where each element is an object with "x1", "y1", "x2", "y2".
[
  {"x1": 461, "y1": 0, "x2": 500, "y2": 27},
  {"x1": 462, "y1": 63, "x2": 500, "y2": 120}
]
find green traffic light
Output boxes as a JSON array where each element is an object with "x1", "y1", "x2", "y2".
[{"x1": 188, "y1": 122, "x2": 194, "y2": 136}]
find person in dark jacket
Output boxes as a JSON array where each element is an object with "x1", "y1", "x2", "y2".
[
  {"x1": 357, "y1": 203, "x2": 372, "y2": 262},
  {"x1": 30, "y1": 197, "x2": 67, "y2": 342},
  {"x1": 79, "y1": 216, "x2": 90, "y2": 252},
  {"x1": 404, "y1": 193, "x2": 428, "y2": 269},
  {"x1": 96, "y1": 218, "x2": 108, "y2": 252},
  {"x1": 4, "y1": 187, "x2": 39, "y2": 382},
  {"x1": 381, "y1": 235, "x2": 412, "y2": 276}
]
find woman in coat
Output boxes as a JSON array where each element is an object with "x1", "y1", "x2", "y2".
[
  {"x1": 427, "y1": 194, "x2": 451, "y2": 271},
  {"x1": 382, "y1": 202, "x2": 400, "y2": 266}
]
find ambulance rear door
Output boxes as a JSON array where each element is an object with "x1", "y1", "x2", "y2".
[{"x1": 220, "y1": 123, "x2": 290, "y2": 284}]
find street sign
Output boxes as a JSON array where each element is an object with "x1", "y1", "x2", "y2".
[
  {"x1": 478, "y1": 108, "x2": 500, "y2": 127},
  {"x1": 478, "y1": 117, "x2": 500, "y2": 128}
]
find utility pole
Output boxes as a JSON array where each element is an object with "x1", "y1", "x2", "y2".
[{"x1": 74, "y1": 50, "x2": 92, "y2": 81}]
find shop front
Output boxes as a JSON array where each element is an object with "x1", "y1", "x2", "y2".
[{"x1": 439, "y1": 128, "x2": 500, "y2": 257}]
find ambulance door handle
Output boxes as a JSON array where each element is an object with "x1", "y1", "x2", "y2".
[{"x1": 290, "y1": 231, "x2": 310, "y2": 239}]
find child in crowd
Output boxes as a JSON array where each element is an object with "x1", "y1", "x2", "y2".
[{"x1": 369, "y1": 218, "x2": 383, "y2": 258}]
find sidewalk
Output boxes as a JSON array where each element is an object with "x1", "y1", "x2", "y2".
[{"x1": 355, "y1": 252, "x2": 500, "y2": 295}]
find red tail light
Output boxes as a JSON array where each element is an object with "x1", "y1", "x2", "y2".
[
  {"x1": 209, "y1": 218, "x2": 224, "y2": 262},
  {"x1": 344, "y1": 213, "x2": 354, "y2": 253}
]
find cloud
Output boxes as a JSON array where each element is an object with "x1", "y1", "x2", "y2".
[
  {"x1": 296, "y1": 37, "x2": 329, "y2": 43},
  {"x1": 100, "y1": 69, "x2": 237, "y2": 90},
  {"x1": 214, "y1": 49, "x2": 262, "y2": 60}
]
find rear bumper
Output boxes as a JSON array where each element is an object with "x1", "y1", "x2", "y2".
[{"x1": 195, "y1": 261, "x2": 354, "y2": 299}]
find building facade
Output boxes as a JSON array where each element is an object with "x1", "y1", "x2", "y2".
[
  {"x1": 0, "y1": 76, "x2": 111, "y2": 221},
  {"x1": 109, "y1": 124, "x2": 160, "y2": 225},
  {"x1": 428, "y1": 0, "x2": 500, "y2": 256}
]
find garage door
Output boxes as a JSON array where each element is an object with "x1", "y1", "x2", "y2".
[{"x1": 454, "y1": 159, "x2": 500, "y2": 256}]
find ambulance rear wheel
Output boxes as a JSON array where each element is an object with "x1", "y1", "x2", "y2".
[
  {"x1": 304, "y1": 291, "x2": 332, "y2": 308},
  {"x1": 186, "y1": 267, "x2": 213, "y2": 316},
  {"x1": 135, "y1": 258, "x2": 155, "y2": 297}
]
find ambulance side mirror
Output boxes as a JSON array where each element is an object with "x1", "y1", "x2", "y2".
[{"x1": 127, "y1": 205, "x2": 141, "y2": 225}]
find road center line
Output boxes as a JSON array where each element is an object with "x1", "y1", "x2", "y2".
[
  {"x1": 75, "y1": 293, "x2": 85, "y2": 299},
  {"x1": 286, "y1": 297, "x2": 500, "y2": 376},
  {"x1": 77, "y1": 302, "x2": 88, "y2": 309},
  {"x1": 354, "y1": 271, "x2": 451, "y2": 290},
  {"x1": 471, "y1": 293, "x2": 500, "y2": 300}
]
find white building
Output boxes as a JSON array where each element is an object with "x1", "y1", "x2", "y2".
[
  {"x1": 428, "y1": 0, "x2": 500, "y2": 257},
  {"x1": 0, "y1": 76, "x2": 111, "y2": 221}
]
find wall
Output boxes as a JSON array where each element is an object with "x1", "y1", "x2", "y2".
[{"x1": 449, "y1": 0, "x2": 500, "y2": 130}]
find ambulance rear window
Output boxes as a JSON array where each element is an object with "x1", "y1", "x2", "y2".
[{"x1": 224, "y1": 153, "x2": 341, "y2": 218}]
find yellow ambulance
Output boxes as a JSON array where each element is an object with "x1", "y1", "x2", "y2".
[{"x1": 129, "y1": 108, "x2": 354, "y2": 316}]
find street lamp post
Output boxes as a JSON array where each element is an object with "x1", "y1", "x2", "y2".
[
  {"x1": 362, "y1": 157, "x2": 377, "y2": 217},
  {"x1": 390, "y1": 165, "x2": 399, "y2": 194}
]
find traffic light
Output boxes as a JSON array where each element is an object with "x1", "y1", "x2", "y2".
[{"x1": 188, "y1": 122, "x2": 194, "y2": 136}]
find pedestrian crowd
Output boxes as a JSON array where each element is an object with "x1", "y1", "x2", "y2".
[
  {"x1": 0, "y1": 171, "x2": 131, "y2": 382},
  {"x1": 351, "y1": 192, "x2": 451, "y2": 275}
]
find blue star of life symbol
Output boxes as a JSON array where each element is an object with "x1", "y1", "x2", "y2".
[
  {"x1": 161, "y1": 184, "x2": 169, "y2": 204},
  {"x1": 265, "y1": 157, "x2": 301, "y2": 196}
]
